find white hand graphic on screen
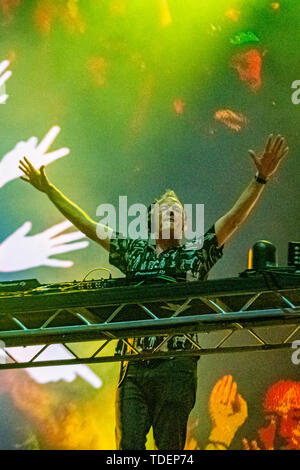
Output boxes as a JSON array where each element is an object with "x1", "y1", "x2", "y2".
[
  {"x1": 0, "y1": 126, "x2": 69, "y2": 188},
  {"x1": 0, "y1": 59, "x2": 12, "y2": 104},
  {"x1": 0, "y1": 220, "x2": 89, "y2": 272}
]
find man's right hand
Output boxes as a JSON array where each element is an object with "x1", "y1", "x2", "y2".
[
  {"x1": 19, "y1": 157, "x2": 51, "y2": 193},
  {"x1": 19, "y1": 156, "x2": 112, "y2": 251}
]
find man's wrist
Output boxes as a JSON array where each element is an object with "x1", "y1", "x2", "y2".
[
  {"x1": 255, "y1": 171, "x2": 268, "y2": 184},
  {"x1": 45, "y1": 182, "x2": 54, "y2": 196}
]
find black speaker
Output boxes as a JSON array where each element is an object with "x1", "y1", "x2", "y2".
[{"x1": 248, "y1": 240, "x2": 277, "y2": 271}]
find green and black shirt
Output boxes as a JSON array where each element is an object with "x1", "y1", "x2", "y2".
[{"x1": 109, "y1": 224, "x2": 224, "y2": 354}]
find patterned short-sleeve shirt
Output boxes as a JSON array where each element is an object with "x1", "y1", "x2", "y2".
[{"x1": 109, "y1": 225, "x2": 224, "y2": 353}]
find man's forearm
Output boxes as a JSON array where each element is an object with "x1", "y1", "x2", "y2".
[
  {"x1": 215, "y1": 177, "x2": 266, "y2": 247},
  {"x1": 46, "y1": 183, "x2": 98, "y2": 242},
  {"x1": 229, "y1": 177, "x2": 265, "y2": 226}
]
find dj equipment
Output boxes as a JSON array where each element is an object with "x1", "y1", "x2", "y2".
[
  {"x1": 244, "y1": 238, "x2": 300, "y2": 277},
  {"x1": 0, "y1": 279, "x2": 40, "y2": 293},
  {"x1": 288, "y1": 241, "x2": 300, "y2": 269}
]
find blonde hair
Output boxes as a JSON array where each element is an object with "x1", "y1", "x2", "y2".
[
  {"x1": 147, "y1": 189, "x2": 183, "y2": 232},
  {"x1": 154, "y1": 188, "x2": 182, "y2": 205}
]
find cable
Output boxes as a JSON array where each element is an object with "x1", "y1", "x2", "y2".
[
  {"x1": 82, "y1": 267, "x2": 112, "y2": 281},
  {"x1": 133, "y1": 274, "x2": 178, "y2": 287}
]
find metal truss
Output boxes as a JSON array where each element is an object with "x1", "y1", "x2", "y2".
[{"x1": 0, "y1": 275, "x2": 300, "y2": 370}]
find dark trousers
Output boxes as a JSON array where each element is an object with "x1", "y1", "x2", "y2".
[{"x1": 115, "y1": 357, "x2": 198, "y2": 450}]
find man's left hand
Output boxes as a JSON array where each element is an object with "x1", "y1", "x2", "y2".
[{"x1": 248, "y1": 134, "x2": 289, "y2": 180}]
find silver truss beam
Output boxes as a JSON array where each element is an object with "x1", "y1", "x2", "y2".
[
  {"x1": 0, "y1": 306, "x2": 299, "y2": 347},
  {"x1": 0, "y1": 277, "x2": 299, "y2": 369},
  {"x1": 0, "y1": 341, "x2": 298, "y2": 370}
]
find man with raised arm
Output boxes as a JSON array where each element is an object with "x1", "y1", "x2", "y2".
[{"x1": 19, "y1": 134, "x2": 288, "y2": 450}]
